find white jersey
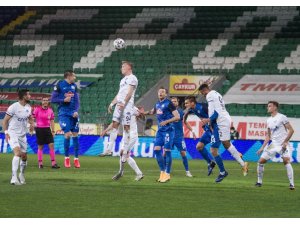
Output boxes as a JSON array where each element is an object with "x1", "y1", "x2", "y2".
[
  {"x1": 117, "y1": 74, "x2": 138, "y2": 105},
  {"x1": 6, "y1": 102, "x2": 32, "y2": 136},
  {"x1": 206, "y1": 90, "x2": 230, "y2": 123},
  {"x1": 267, "y1": 113, "x2": 289, "y2": 146}
]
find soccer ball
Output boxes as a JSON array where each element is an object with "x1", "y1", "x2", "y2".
[{"x1": 113, "y1": 38, "x2": 125, "y2": 50}]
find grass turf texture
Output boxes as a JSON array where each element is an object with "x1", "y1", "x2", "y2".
[{"x1": 0, "y1": 154, "x2": 299, "y2": 218}]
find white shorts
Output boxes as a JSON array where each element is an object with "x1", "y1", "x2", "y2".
[
  {"x1": 216, "y1": 116, "x2": 231, "y2": 141},
  {"x1": 261, "y1": 143, "x2": 291, "y2": 160},
  {"x1": 112, "y1": 103, "x2": 133, "y2": 126},
  {"x1": 8, "y1": 133, "x2": 27, "y2": 153}
]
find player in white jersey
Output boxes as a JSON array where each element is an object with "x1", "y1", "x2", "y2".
[
  {"x1": 2, "y1": 89, "x2": 34, "y2": 185},
  {"x1": 199, "y1": 84, "x2": 249, "y2": 182},
  {"x1": 256, "y1": 101, "x2": 295, "y2": 190},
  {"x1": 106, "y1": 61, "x2": 138, "y2": 161},
  {"x1": 101, "y1": 106, "x2": 144, "y2": 181}
]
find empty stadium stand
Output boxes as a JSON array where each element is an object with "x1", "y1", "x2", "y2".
[{"x1": 1, "y1": 6, "x2": 300, "y2": 125}]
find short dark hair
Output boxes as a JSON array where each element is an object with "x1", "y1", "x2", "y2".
[
  {"x1": 64, "y1": 70, "x2": 75, "y2": 79},
  {"x1": 185, "y1": 95, "x2": 196, "y2": 104},
  {"x1": 198, "y1": 83, "x2": 209, "y2": 91},
  {"x1": 171, "y1": 96, "x2": 179, "y2": 102},
  {"x1": 268, "y1": 101, "x2": 279, "y2": 108},
  {"x1": 122, "y1": 61, "x2": 133, "y2": 69},
  {"x1": 18, "y1": 89, "x2": 29, "y2": 100},
  {"x1": 158, "y1": 86, "x2": 168, "y2": 94}
]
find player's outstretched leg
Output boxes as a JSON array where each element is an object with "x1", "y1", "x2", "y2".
[
  {"x1": 283, "y1": 157, "x2": 295, "y2": 190},
  {"x1": 161, "y1": 150, "x2": 172, "y2": 182},
  {"x1": 64, "y1": 135, "x2": 71, "y2": 168},
  {"x1": 196, "y1": 142, "x2": 215, "y2": 176},
  {"x1": 211, "y1": 146, "x2": 228, "y2": 183},
  {"x1": 224, "y1": 141, "x2": 249, "y2": 176},
  {"x1": 112, "y1": 151, "x2": 126, "y2": 181},
  {"x1": 100, "y1": 128, "x2": 117, "y2": 157},
  {"x1": 127, "y1": 156, "x2": 144, "y2": 181},
  {"x1": 11, "y1": 154, "x2": 21, "y2": 185},
  {"x1": 154, "y1": 149, "x2": 166, "y2": 182},
  {"x1": 19, "y1": 155, "x2": 27, "y2": 185}
]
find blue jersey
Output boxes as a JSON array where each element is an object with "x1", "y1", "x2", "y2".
[
  {"x1": 187, "y1": 102, "x2": 210, "y2": 131},
  {"x1": 154, "y1": 98, "x2": 176, "y2": 132},
  {"x1": 173, "y1": 107, "x2": 184, "y2": 138},
  {"x1": 51, "y1": 80, "x2": 79, "y2": 117}
]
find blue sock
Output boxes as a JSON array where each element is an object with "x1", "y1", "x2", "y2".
[
  {"x1": 165, "y1": 151, "x2": 172, "y2": 174},
  {"x1": 214, "y1": 155, "x2": 225, "y2": 173},
  {"x1": 199, "y1": 147, "x2": 212, "y2": 164},
  {"x1": 73, "y1": 136, "x2": 79, "y2": 158},
  {"x1": 164, "y1": 155, "x2": 167, "y2": 168},
  {"x1": 154, "y1": 150, "x2": 165, "y2": 171},
  {"x1": 181, "y1": 155, "x2": 189, "y2": 171},
  {"x1": 64, "y1": 138, "x2": 70, "y2": 157}
]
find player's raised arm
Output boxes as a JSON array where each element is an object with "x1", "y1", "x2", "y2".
[
  {"x1": 108, "y1": 95, "x2": 118, "y2": 113},
  {"x1": 144, "y1": 108, "x2": 155, "y2": 115},
  {"x1": 51, "y1": 83, "x2": 70, "y2": 104},
  {"x1": 159, "y1": 103, "x2": 180, "y2": 126}
]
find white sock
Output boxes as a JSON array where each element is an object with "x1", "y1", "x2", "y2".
[
  {"x1": 107, "y1": 128, "x2": 118, "y2": 152},
  {"x1": 20, "y1": 160, "x2": 27, "y2": 174},
  {"x1": 122, "y1": 130, "x2": 130, "y2": 153},
  {"x1": 257, "y1": 163, "x2": 264, "y2": 184},
  {"x1": 227, "y1": 145, "x2": 245, "y2": 167},
  {"x1": 127, "y1": 157, "x2": 142, "y2": 175},
  {"x1": 285, "y1": 163, "x2": 294, "y2": 186},
  {"x1": 12, "y1": 156, "x2": 20, "y2": 178},
  {"x1": 119, "y1": 156, "x2": 126, "y2": 173},
  {"x1": 127, "y1": 134, "x2": 138, "y2": 152}
]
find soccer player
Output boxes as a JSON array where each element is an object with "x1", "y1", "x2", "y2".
[
  {"x1": 107, "y1": 61, "x2": 138, "y2": 177},
  {"x1": 256, "y1": 101, "x2": 295, "y2": 190},
  {"x1": 199, "y1": 84, "x2": 249, "y2": 183},
  {"x1": 168, "y1": 96, "x2": 193, "y2": 177},
  {"x1": 2, "y1": 89, "x2": 34, "y2": 185},
  {"x1": 33, "y1": 97, "x2": 60, "y2": 169},
  {"x1": 183, "y1": 96, "x2": 216, "y2": 176},
  {"x1": 102, "y1": 106, "x2": 144, "y2": 181},
  {"x1": 51, "y1": 70, "x2": 81, "y2": 168},
  {"x1": 144, "y1": 87, "x2": 180, "y2": 183}
]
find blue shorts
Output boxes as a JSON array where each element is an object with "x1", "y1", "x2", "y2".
[
  {"x1": 154, "y1": 128, "x2": 175, "y2": 150},
  {"x1": 211, "y1": 124, "x2": 221, "y2": 148},
  {"x1": 59, "y1": 115, "x2": 80, "y2": 133},
  {"x1": 198, "y1": 130, "x2": 212, "y2": 145},
  {"x1": 172, "y1": 136, "x2": 186, "y2": 151}
]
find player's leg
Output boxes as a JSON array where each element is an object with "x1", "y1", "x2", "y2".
[
  {"x1": 18, "y1": 135, "x2": 28, "y2": 184},
  {"x1": 197, "y1": 131, "x2": 216, "y2": 176},
  {"x1": 154, "y1": 130, "x2": 166, "y2": 182},
  {"x1": 48, "y1": 143, "x2": 59, "y2": 169},
  {"x1": 70, "y1": 117, "x2": 80, "y2": 168},
  {"x1": 256, "y1": 157, "x2": 267, "y2": 187},
  {"x1": 101, "y1": 121, "x2": 119, "y2": 156},
  {"x1": 35, "y1": 128, "x2": 44, "y2": 168},
  {"x1": 174, "y1": 139, "x2": 192, "y2": 177},
  {"x1": 125, "y1": 132, "x2": 143, "y2": 180},
  {"x1": 282, "y1": 146, "x2": 295, "y2": 190},
  {"x1": 37, "y1": 145, "x2": 44, "y2": 169},
  {"x1": 220, "y1": 120, "x2": 249, "y2": 176},
  {"x1": 59, "y1": 116, "x2": 72, "y2": 168},
  {"x1": 210, "y1": 126, "x2": 228, "y2": 182},
  {"x1": 160, "y1": 129, "x2": 175, "y2": 183},
  {"x1": 10, "y1": 139, "x2": 22, "y2": 185}
]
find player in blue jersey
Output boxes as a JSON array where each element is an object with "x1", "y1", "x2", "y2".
[
  {"x1": 183, "y1": 96, "x2": 216, "y2": 176},
  {"x1": 51, "y1": 70, "x2": 81, "y2": 168},
  {"x1": 144, "y1": 87, "x2": 180, "y2": 183},
  {"x1": 168, "y1": 97, "x2": 193, "y2": 177}
]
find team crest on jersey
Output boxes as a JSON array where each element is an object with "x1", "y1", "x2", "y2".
[
  {"x1": 71, "y1": 85, "x2": 75, "y2": 90},
  {"x1": 64, "y1": 91, "x2": 74, "y2": 97},
  {"x1": 156, "y1": 109, "x2": 163, "y2": 114}
]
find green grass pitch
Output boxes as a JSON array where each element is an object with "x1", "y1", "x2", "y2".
[{"x1": 0, "y1": 154, "x2": 299, "y2": 218}]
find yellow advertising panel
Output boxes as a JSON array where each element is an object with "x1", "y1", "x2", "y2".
[{"x1": 169, "y1": 75, "x2": 219, "y2": 95}]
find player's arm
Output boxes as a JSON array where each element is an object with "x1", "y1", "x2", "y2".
[
  {"x1": 100, "y1": 122, "x2": 113, "y2": 136},
  {"x1": 144, "y1": 108, "x2": 155, "y2": 115},
  {"x1": 160, "y1": 103, "x2": 180, "y2": 126},
  {"x1": 28, "y1": 115, "x2": 34, "y2": 134},
  {"x1": 257, "y1": 128, "x2": 271, "y2": 155},
  {"x1": 2, "y1": 114, "x2": 12, "y2": 142},
  {"x1": 124, "y1": 85, "x2": 135, "y2": 105},
  {"x1": 282, "y1": 122, "x2": 294, "y2": 149},
  {"x1": 73, "y1": 91, "x2": 79, "y2": 118},
  {"x1": 108, "y1": 95, "x2": 118, "y2": 113},
  {"x1": 51, "y1": 83, "x2": 71, "y2": 104},
  {"x1": 50, "y1": 109, "x2": 55, "y2": 135},
  {"x1": 183, "y1": 111, "x2": 197, "y2": 139}
]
